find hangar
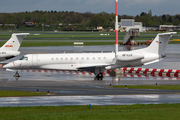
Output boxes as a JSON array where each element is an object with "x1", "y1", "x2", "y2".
[{"x1": 118, "y1": 19, "x2": 145, "y2": 32}]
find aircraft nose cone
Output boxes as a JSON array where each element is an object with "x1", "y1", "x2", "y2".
[{"x1": 3, "y1": 62, "x2": 14, "y2": 69}]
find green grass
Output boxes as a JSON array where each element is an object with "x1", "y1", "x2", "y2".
[
  {"x1": 0, "y1": 41, "x2": 116, "y2": 47},
  {"x1": 0, "y1": 32, "x2": 122, "y2": 39},
  {"x1": 27, "y1": 34, "x2": 118, "y2": 39},
  {"x1": 111, "y1": 85, "x2": 180, "y2": 90},
  {"x1": 0, "y1": 31, "x2": 179, "y2": 47},
  {"x1": 0, "y1": 90, "x2": 50, "y2": 97},
  {"x1": 0, "y1": 40, "x2": 179, "y2": 47},
  {"x1": 0, "y1": 31, "x2": 179, "y2": 40},
  {"x1": 0, "y1": 104, "x2": 180, "y2": 120},
  {"x1": 169, "y1": 41, "x2": 180, "y2": 44}
]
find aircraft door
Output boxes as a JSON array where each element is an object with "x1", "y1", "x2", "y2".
[{"x1": 32, "y1": 54, "x2": 38, "y2": 66}]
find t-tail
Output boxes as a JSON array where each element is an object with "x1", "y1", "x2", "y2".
[
  {"x1": 0, "y1": 33, "x2": 30, "y2": 51},
  {"x1": 140, "y1": 32, "x2": 177, "y2": 57}
]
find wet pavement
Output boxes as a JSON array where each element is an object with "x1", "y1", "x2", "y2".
[{"x1": 1, "y1": 94, "x2": 180, "y2": 107}]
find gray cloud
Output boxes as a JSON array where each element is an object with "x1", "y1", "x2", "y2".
[{"x1": 0, "y1": 0, "x2": 179, "y2": 16}]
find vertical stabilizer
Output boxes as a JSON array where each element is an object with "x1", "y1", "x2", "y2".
[
  {"x1": 141, "y1": 32, "x2": 176, "y2": 56},
  {"x1": 1, "y1": 33, "x2": 29, "y2": 51}
]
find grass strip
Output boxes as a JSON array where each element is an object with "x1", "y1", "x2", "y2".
[
  {"x1": 111, "y1": 85, "x2": 180, "y2": 90},
  {"x1": 0, "y1": 41, "x2": 114, "y2": 47},
  {"x1": 0, "y1": 41, "x2": 179, "y2": 47},
  {"x1": 1, "y1": 32, "x2": 178, "y2": 39},
  {"x1": 20, "y1": 41, "x2": 116, "y2": 47},
  {"x1": 0, "y1": 104, "x2": 180, "y2": 120},
  {"x1": 0, "y1": 34, "x2": 123, "y2": 39},
  {"x1": 0, "y1": 90, "x2": 50, "y2": 97}
]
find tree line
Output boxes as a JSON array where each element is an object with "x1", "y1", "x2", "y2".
[{"x1": 0, "y1": 10, "x2": 180, "y2": 30}]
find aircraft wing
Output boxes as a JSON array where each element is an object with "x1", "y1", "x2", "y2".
[
  {"x1": 0, "y1": 62, "x2": 8, "y2": 66},
  {"x1": 77, "y1": 64, "x2": 108, "y2": 73}
]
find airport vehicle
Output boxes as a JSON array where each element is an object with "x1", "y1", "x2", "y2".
[
  {"x1": 0, "y1": 33, "x2": 29, "y2": 62},
  {"x1": 3, "y1": 32, "x2": 176, "y2": 80}
]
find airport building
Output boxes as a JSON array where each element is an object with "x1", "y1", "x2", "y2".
[
  {"x1": 0, "y1": 24, "x2": 17, "y2": 29},
  {"x1": 24, "y1": 22, "x2": 36, "y2": 27},
  {"x1": 118, "y1": 19, "x2": 145, "y2": 32},
  {"x1": 97, "y1": 26, "x2": 103, "y2": 31},
  {"x1": 146, "y1": 26, "x2": 159, "y2": 31},
  {"x1": 159, "y1": 25, "x2": 180, "y2": 31}
]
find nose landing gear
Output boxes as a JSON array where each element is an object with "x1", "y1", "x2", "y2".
[{"x1": 13, "y1": 71, "x2": 20, "y2": 80}]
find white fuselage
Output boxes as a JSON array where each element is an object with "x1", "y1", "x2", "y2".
[
  {"x1": 4, "y1": 50, "x2": 160, "y2": 71},
  {"x1": 10, "y1": 53, "x2": 115, "y2": 70},
  {"x1": 0, "y1": 50, "x2": 20, "y2": 61}
]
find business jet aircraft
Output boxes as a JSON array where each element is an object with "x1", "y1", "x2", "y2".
[
  {"x1": 3, "y1": 32, "x2": 176, "y2": 80},
  {"x1": 0, "y1": 33, "x2": 29, "y2": 62}
]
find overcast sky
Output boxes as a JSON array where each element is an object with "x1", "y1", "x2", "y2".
[{"x1": 0, "y1": 0, "x2": 179, "y2": 16}]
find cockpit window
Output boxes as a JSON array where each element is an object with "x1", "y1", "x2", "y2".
[
  {"x1": 19, "y1": 56, "x2": 24, "y2": 60},
  {"x1": 24, "y1": 57, "x2": 28, "y2": 61},
  {"x1": 19, "y1": 56, "x2": 28, "y2": 61}
]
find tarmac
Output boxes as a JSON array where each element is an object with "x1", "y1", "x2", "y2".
[
  {"x1": 1, "y1": 78, "x2": 180, "y2": 107},
  {"x1": 1, "y1": 79, "x2": 180, "y2": 96}
]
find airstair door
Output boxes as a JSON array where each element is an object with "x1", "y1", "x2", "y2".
[{"x1": 32, "y1": 54, "x2": 38, "y2": 66}]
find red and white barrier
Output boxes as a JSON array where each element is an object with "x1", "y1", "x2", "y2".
[
  {"x1": 20, "y1": 70, "x2": 111, "y2": 76},
  {"x1": 3, "y1": 66, "x2": 180, "y2": 79},
  {"x1": 122, "y1": 67, "x2": 180, "y2": 73},
  {"x1": 123, "y1": 74, "x2": 180, "y2": 80},
  {"x1": 122, "y1": 67, "x2": 180, "y2": 78},
  {"x1": 18, "y1": 69, "x2": 180, "y2": 80},
  {"x1": 124, "y1": 71, "x2": 180, "y2": 77},
  {"x1": 18, "y1": 68, "x2": 180, "y2": 78}
]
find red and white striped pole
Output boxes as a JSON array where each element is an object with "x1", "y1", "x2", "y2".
[{"x1": 115, "y1": 0, "x2": 118, "y2": 55}]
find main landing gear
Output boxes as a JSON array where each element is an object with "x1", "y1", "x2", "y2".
[
  {"x1": 13, "y1": 71, "x2": 20, "y2": 80},
  {"x1": 94, "y1": 72, "x2": 103, "y2": 80}
]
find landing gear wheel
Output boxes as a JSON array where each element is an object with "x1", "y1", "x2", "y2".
[
  {"x1": 94, "y1": 73, "x2": 103, "y2": 80},
  {"x1": 15, "y1": 73, "x2": 20, "y2": 77},
  {"x1": 13, "y1": 71, "x2": 20, "y2": 80}
]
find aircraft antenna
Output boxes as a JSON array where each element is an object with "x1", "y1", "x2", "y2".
[{"x1": 115, "y1": 0, "x2": 118, "y2": 56}]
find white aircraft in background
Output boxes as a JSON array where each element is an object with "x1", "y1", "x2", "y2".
[
  {"x1": 3, "y1": 32, "x2": 176, "y2": 80},
  {"x1": 0, "y1": 33, "x2": 29, "y2": 62}
]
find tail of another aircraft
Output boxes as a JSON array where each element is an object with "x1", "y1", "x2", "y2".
[
  {"x1": 1, "y1": 33, "x2": 30, "y2": 51},
  {"x1": 140, "y1": 32, "x2": 177, "y2": 57}
]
